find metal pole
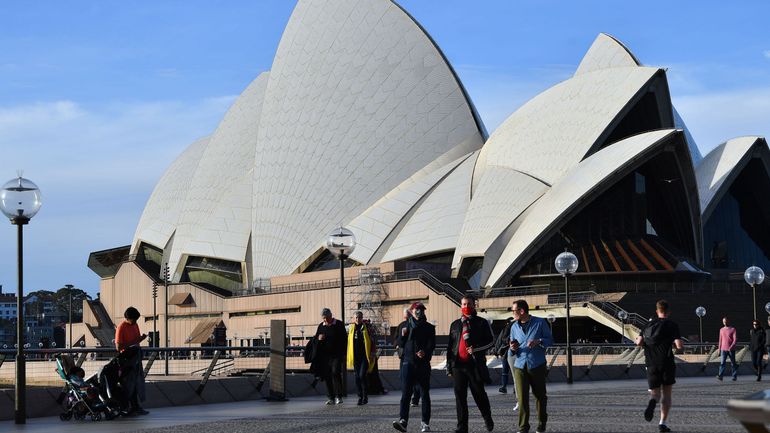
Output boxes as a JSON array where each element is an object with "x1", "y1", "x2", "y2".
[
  {"x1": 620, "y1": 318, "x2": 624, "y2": 344},
  {"x1": 699, "y1": 317, "x2": 703, "y2": 344},
  {"x1": 164, "y1": 263, "x2": 169, "y2": 376},
  {"x1": 15, "y1": 221, "x2": 27, "y2": 424},
  {"x1": 153, "y1": 283, "x2": 157, "y2": 348},
  {"x1": 68, "y1": 287, "x2": 72, "y2": 349},
  {"x1": 565, "y1": 275, "x2": 573, "y2": 384},
  {"x1": 339, "y1": 253, "x2": 346, "y2": 323},
  {"x1": 752, "y1": 283, "x2": 757, "y2": 321}
]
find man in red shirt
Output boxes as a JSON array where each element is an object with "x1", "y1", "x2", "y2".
[{"x1": 446, "y1": 295, "x2": 495, "y2": 433}]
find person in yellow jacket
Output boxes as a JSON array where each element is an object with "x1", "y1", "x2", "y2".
[{"x1": 348, "y1": 310, "x2": 376, "y2": 405}]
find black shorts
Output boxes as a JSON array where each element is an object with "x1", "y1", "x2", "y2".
[{"x1": 647, "y1": 363, "x2": 676, "y2": 389}]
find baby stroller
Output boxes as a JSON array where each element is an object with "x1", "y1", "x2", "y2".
[
  {"x1": 55, "y1": 354, "x2": 118, "y2": 421},
  {"x1": 97, "y1": 351, "x2": 133, "y2": 415}
]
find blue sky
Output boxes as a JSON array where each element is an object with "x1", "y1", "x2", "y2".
[{"x1": 1, "y1": 1, "x2": 768, "y2": 297}]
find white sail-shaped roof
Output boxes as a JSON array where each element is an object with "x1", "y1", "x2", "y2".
[
  {"x1": 250, "y1": 0, "x2": 485, "y2": 277},
  {"x1": 381, "y1": 151, "x2": 477, "y2": 262},
  {"x1": 160, "y1": 73, "x2": 269, "y2": 277},
  {"x1": 696, "y1": 136, "x2": 768, "y2": 220},
  {"x1": 132, "y1": 135, "x2": 211, "y2": 254},
  {"x1": 575, "y1": 33, "x2": 640, "y2": 76},
  {"x1": 346, "y1": 152, "x2": 471, "y2": 264},
  {"x1": 486, "y1": 129, "x2": 685, "y2": 286}
]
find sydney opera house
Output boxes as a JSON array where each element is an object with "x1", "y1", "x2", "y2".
[{"x1": 79, "y1": 0, "x2": 768, "y2": 348}]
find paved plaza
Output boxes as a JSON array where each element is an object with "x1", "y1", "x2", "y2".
[{"x1": 1, "y1": 376, "x2": 758, "y2": 433}]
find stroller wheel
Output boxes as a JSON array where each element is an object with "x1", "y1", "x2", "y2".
[
  {"x1": 59, "y1": 412, "x2": 72, "y2": 421},
  {"x1": 73, "y1": 410, "x2": 85, "y2": 421},
  {"x1": 90, "y1": 412, "x2": 102, "y2": 422}
]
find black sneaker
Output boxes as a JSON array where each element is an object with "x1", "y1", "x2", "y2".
[
  {"x1": 393, "y1": 419, "x2": 407, "y2": 432},
  {"x1": 357, "y1": 398, "x2": 363, "y2": 406},
  {"x1": 498, "y1": 386, "x2": 507, "y2": 394},
  {"x1": 411, "y1": 400, "x2": 419, "y2": 407},
  {"x1": 716, "y1": 375, "x2": 723, "y2": 381},
  {"x1": 535, "y1": 424, "x2": 546, "y2": 433},
  {"x1": 644, "y1": 399, "x2": 656, "y2": 422},
  {"x1": 659, "y1": 424, "x2": 671, "y2": 432},
  {"x1": 362, "y1": 396, "x2": 368, "y2": 405}
]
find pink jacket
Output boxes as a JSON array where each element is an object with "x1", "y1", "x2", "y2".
[{"x1": 719, "y1": 326, "x2": 737, "y2": 351}]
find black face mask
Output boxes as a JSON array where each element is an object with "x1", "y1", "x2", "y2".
[{"x1": 413, "y1": 309, "x2": 424, "y2": 320}]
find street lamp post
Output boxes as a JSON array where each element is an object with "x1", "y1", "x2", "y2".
[
  {"x1": 745, "y1": 266, "x2": 765, "y2": 321},
  {"x1": 163, "y1": 263, "x2": 170, "y2": 376},
  {"x1": 300, "y1": 327, "x2": 305, "y2": 343},
  {"x1": 555, "y1": 249, "x2": 578, "y2": 385},
  {"x1": 0, "y1": 175, "x2": 42, "y2": 424},
  {"x1": 617, "y1": 310, "x2": 628, "y2": 344},
  {"x1": 151, "y1": 282, "x2": 158, "y2": 348},
  {"x1": 695, "y1": 306, "x2": 706, "y2": 344},
  {"x1": 326, "y1": 227, "x2": 356, "y2": 323},
  {"x1": 63, "y1": 284, "x2": 74, "y2": 349}
]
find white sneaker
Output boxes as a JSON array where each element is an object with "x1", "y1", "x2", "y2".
[
  {"x1": 513, "y1": 403, "x2": 519, "y2": 411},
  {"x1": 325, "y1": 399, "x2": 334, "y2": 405},
  {"x1": 421, "y1": 422, "x2": 431, "y2": 432},
  {"x1": 334, "y1": 397, "x2": 343, "y2": 405}
]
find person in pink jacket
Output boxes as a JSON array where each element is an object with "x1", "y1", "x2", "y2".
[{"x1": 717, "y1": 316, "x2": 738, "y2": 381}]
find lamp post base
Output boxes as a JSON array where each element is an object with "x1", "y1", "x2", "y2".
[{"x1": 15, "y1": 353, "x2": 25, "y2": 424}]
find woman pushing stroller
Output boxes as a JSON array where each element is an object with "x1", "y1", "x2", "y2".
[{"x1": 115, "y1": 306, "x2": 150, "y2": 415}]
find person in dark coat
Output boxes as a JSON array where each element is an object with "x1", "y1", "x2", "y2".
[
  {"x1": 447, "y1": 294, "x2": 495, "y2": 433},
  {"x1": 392, "y1": 302, "x2": 435, "y2": 433},
  {"x1": 750, "y1": 319, "x2": 767, "y2": 381},
  {"x1": 314, "y1": 307, "x2": 347, "y2": 405},
  {"x1": 395, "y1": 308, "x2": 421, "y2": 407}
]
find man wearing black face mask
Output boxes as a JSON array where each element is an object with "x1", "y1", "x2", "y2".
[
  {"x1": 447, "y1": 295, "x2": 495, "y2": 433},
  {"x1": 392, "y1": 302, "x2": 435, "y2": 433}
]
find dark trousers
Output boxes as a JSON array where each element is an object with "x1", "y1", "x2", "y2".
[
  {"x1": 451, "y1": 363, "x2": 492, "y2": 431},
  {"x1": 514, "y1": 364, "x2": 548, "y2": 432},
  {"x1": 399, "y1": 361, "x2": 431, "y2": 424},
  {"x1": 354, "y1": 358, "x2": 369, "y2": 398},
  {"x1": 325, "y1": 357, "x2": 344, "y2": 399},
  {"x1": 500, "y1": 355, "x2": 511, "y2": 388},
  {"x1": 751, "y1": 350, "x2": 764, "y2": 378},
  {"x1": 411, "y1": 382, "x2": 421, "y2": 404}
]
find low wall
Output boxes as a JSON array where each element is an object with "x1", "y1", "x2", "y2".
[{"x1": 0, "y1": 360, "x2": 750, "y2": 421}]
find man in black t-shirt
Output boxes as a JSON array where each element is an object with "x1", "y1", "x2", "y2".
[{"x1": 635, "y1": 300, "x2": 683, "y2": 433}]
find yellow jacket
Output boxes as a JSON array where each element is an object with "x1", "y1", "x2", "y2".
[{"x1": 347, "y1": 323, "x2": 376, "y2": 372}]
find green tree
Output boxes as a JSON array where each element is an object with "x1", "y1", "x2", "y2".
[{"x1": 53, "y1": 286, "x2": 92, "y2": 323}]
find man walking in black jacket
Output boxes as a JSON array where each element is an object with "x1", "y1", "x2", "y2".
[
  {"x1": 392, "y1": 302, "x2": 435, "y2": 433},
  {"x1": 447, "y1": 294, "x2": 495, "y2": 433},
  {"x1": 315, "y1": 307, "x2": 347, "y2": 405}
]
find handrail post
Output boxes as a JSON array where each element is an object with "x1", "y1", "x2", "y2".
[
  {"x1": 195, "y1": 350, "x2": 221, "y2": 395},
  {"x1": 585, "y1": 346, "x2": 601, "y2": 374}
]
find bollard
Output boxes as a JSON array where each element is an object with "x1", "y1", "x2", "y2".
[{"x1": 267, "y1": 319, "x2": 288, "y2": 401}]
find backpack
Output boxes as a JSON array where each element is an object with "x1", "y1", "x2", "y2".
[{"x1": 642, "y1": 319, "x2": 666, "y2": 345}]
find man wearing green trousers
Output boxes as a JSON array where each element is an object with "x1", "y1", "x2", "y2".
[{"x1": 509, "y1": 299, "x2": 552, "y2": 433}]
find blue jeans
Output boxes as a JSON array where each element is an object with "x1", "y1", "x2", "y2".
[
  {"x1": 399, "y1": 361, "x2": 431, "y2": 424},
  {"x1": 719, "y1": 350, "x2": 737, "y2": 379}
]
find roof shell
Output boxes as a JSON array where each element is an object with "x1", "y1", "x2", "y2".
[
  {"x1": 696, "y1": 136, "x2": 769, "y2": 220},
  {"x1": 250, "y1": 0, "x2": 485, "y2": 278},
  {"x1": 381, "y1": 151, "x2": 478, "y2": 262},
  {"x1": 486, "y1": 129, "x2": 687, "y2": 286}
]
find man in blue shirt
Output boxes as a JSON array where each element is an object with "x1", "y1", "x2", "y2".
[{"x1": 509, "y1": 299, "x2": 552, "y2": 433}]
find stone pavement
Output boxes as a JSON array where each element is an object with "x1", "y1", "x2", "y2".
[{"x1": 1, "y1": 377, "x2": 760, "y2": 433}]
